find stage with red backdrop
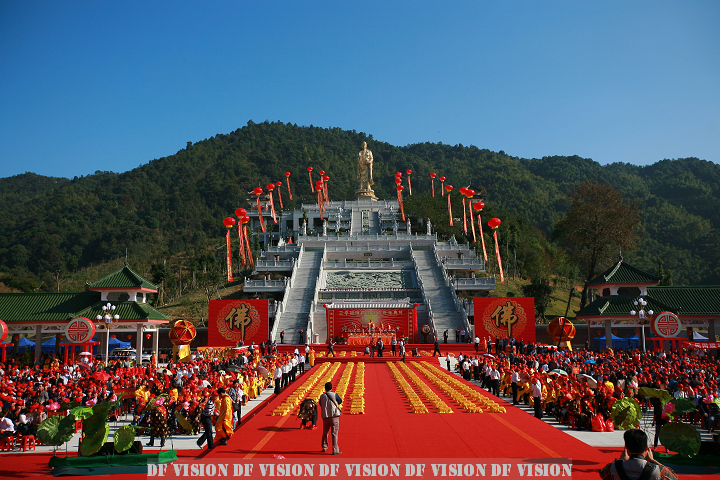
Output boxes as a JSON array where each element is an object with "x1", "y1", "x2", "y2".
[
  {"x1": 208, "y1": 299, "x2": 269, "y2": 346},
  {"x1": 324, "y1": 304, "x2": 418, "y2": 343},
  {"x1": 473, "y1": 297, "x2": 536, "y2": 343}
]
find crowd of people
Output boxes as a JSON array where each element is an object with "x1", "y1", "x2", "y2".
[
  {"x1": 454, "y1": 342, "x2": 719, "y2": 447},
  {"x1": 0, "y1": 344, "x2": 315, "y2": 451},
  {"x1": 1, "y1": 336, "x2": 718, "y2": 460}
]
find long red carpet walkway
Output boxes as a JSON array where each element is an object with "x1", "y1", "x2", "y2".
[{"x1": 205, "y1": 360, "x2": 617, "y2": 479}]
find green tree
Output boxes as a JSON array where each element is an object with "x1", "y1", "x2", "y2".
[
  {"x1": 522, "y1": 281, "x2": 554, "y2": 322},
  {"x1": 553, "y1": 181, "x2": 641, "y2": 307}
]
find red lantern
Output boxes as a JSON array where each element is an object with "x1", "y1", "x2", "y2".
[
  {"x1": 487, "y1": 218, "x2": 504, "y2": 283},
  {"x1": 235, "y1": 208, "x2": 247, "y2": 218},
  {"x1": 395, "y1": 178, "x2": 402, "y2": 185},
  {"x1": 547, "y1": 318, "x2": 576, "y2": 343},
  {"x1": 169, "y1": 320, "x2": 197, "y2": 346},
  {"x1": 396, "y1": 185, "x2": 405, "y2": 221},
  {"x1": 285, "y1": 172, "x2": 293, "y2": 200},
  {"x1": 242, "y1": 215, "x2": 254, "y2": 267},
  {"x1": 445, "y1": 185, "x2": 454, "y2": 226},
  {"x1": 473, "y1": 202, "x2": 488, "y2": 261},
  {"x1": 430, "y1": 173, "x2": 437, "y2": 178},
  {"x1": 223, "y1": 218, "x2": 235, "y2": 282},
  {"x1": 458, "y1": 188, "x2": 468, "y2": 234},
  {"x1": 319, "y1": 170, "x2": 325, "y2": 176},
  {"x1": 145, "y1": 334, "x2": 151, "y2": 339},
  {"x1": 275, "y1": 181, "x2": 284, "y2": 209},
  {"x1": 612, "y1": 330, "x2": 618, "y2": 335},
  {"x1": 307, "y1": 166, "x2": 314, "y2": 191},
  {"x1": 253, "y1": 188, "x2": 266, "y2": 233},
  {"x1": 406, "y1": 169, "x2": 412, "y2": 175},
  {"x1": 111, "y1": 334, "x2": 116, "y2": 339},
  {"x1": 322, "y1": 175, "x2": 330, "y2": 205},
  {"x1": 127, "y1": 335, "x2": 132, "y2": 340},
  {"x1": 266, "y1": 184, "x2": 278, "y2": 223}
]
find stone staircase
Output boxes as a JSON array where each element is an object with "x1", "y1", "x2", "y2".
[
  {"x1": 412, "y1": 249, "x2": 466, "y2": 341},
  {"x1": 273, "y1": 250, "x2": 323, "y2": 342}
]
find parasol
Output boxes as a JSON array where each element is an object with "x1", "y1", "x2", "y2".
[
  {"x1": 482, "y1": 353, "x2": 496, "y2": 359},
  {"x1": 584, "y1": 359, "x2": 596, "y2": 365},
  {"x1": 79, "y1": 351, "x2": 93, "y2": 356},
  {"x1": 92, "y1": 371, "x2": 111, "y2": 382},
  {"x1": 549, "y1": 369, "x2": 568, "y2": 376},
  {"x1": 256, "y1": 365, "x2": 269, "y2": 376},
  {"x1": 76, "y1": 362, "x2": 91, "y2": 371},
  {"x1": 264, "y1": 355, "x2": 276, "y2": 359},
  {"x1": 578, "y1": 374, "x2": 598, "y2": 388}
]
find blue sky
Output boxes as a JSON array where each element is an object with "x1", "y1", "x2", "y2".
[{"x1": 1, "y1": 1, "x2": 718, "y2": 179}]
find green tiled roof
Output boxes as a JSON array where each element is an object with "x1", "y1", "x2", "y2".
[
  {"x1": 576, "y1": 295, "x2": 676, "y2": 318},
  {"x1": 0, "y1": 292, "x2": 100, "y2": 322},
  {"x1": 87, "y1": 265, "x2": 158, "y2": 290},
  {"x1": 647, "y1": 286, "x2": 720, "y2": 316},
  {"x1": 75, "y1": 301, "x2": 170, "y2": 322},
  {"x1": 586, "y1": 260, "x2": 660, "y2": 287}
]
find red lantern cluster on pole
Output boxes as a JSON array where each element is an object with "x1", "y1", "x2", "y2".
[
  {"x1": 488, "y1": 217, "x2": 504, "y2": 284},
  {"x1": 430, "y1": 173, "x2": 437, "y2": 197},
  {"x1": 406, "y1": 170, "x2": 413, "y2": 195},
  {"x1": 222, "y1": 216, "x2": 236, "y2": 282},
  {"x1": 285, "y1": 172, "x2": 293, "y2": 200},
  {"x1": 473, "y1": 202, "x2": 488, "y2": 262},
  {"x1": 445, "y1": 184, "x2": 454, "y2": 226}
]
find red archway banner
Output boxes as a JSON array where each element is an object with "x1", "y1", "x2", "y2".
[
  {"x1": 473, "y1": 297, "x2": 536, "y2": 343},
  {"x1": 325, "y1": 305, "x2": 418, "y2": 342},
  {"x1": 208, "y1": 300, "x2": 269, "y2": 347}
]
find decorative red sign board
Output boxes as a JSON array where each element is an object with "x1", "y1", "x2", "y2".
[
  {"x1": 0, "y1": 319, "x2": 7, "y2": 344},
  {"x1": 65, "y1": 317, "x2": 96, "y2": 344},
  {"x1": 208, "y1": 300, "x2": 269, "y2": 347},
  {"x1": 324, "y1": 306, "x2": 418, "y2": 342},
  {"x1": 473, "y1": 297, "x2": 536, "y2": 342},
  {"x1": 651, "y1": 311, "x2": 682, "y2": 338}
]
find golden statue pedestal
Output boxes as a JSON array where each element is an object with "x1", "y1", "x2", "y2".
[{"x1": 356, "y1": 189, "x2": 378, "y2": 201}]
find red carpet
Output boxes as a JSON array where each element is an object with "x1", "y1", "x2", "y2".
[{"x1": 205, "y1": 360, "x2": 618, "y2": 479}]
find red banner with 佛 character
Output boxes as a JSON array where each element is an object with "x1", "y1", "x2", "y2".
[
  {"x1": 325, "y1": 305, "x2": 418, "y2": 342},
  {"x1": 473, "y1": 297, "x2": 536, "y2": 343},
  {"x1": 208, "y1": 300, "x2": 269, "y2": 347}
]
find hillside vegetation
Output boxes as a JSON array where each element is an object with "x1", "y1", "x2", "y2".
[{"x1": 1, "y1": 121, "x2": 718, "y2": 309}]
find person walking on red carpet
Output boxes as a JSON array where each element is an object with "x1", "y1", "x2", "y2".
[
  {"x1": 214, "y1": 387, "x2": 234, "y2": 446},
  {"x1": 319, "y1": 381, "x2": 342, "y2": 455}
]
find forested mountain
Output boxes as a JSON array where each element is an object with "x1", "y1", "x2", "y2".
[{"x1": 1, "y1": 120, "x2": 719, "y2": 292}]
